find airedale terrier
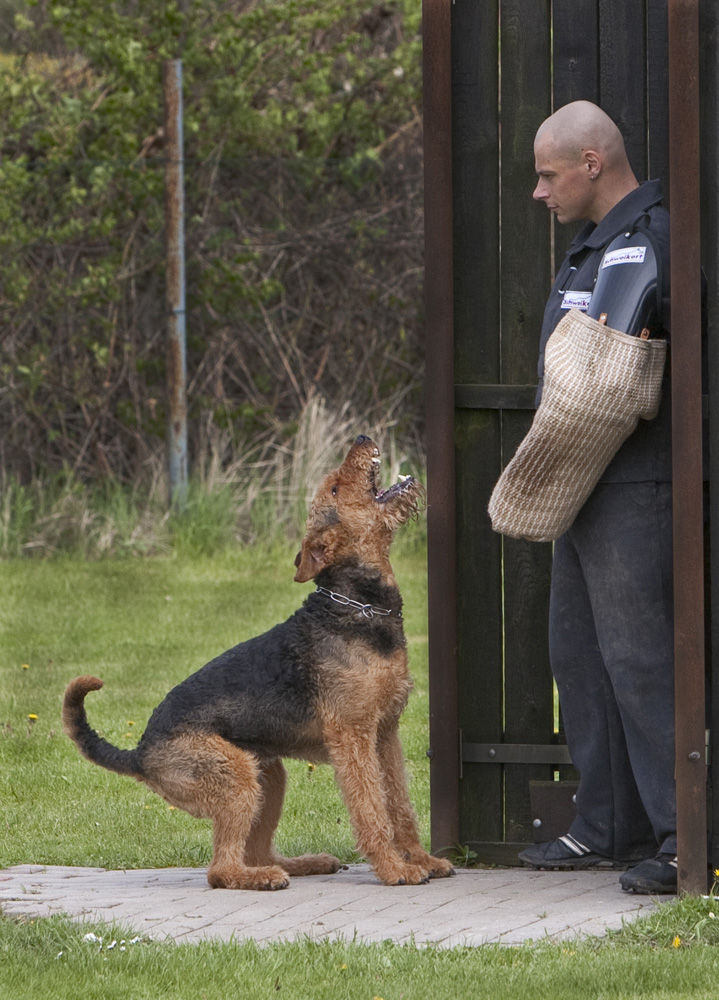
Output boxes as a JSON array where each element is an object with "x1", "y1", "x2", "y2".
[{"x1": 63, "y1": 436, "x2": 454, "y2": 890}]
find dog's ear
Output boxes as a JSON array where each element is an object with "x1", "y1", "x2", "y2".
[{"x1": 294, "y1": 539, "x2": 325, "y2": 583}]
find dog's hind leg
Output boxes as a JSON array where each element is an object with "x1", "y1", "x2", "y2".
[
  {"x1": 327, "y1": 726, "x2": 430, "y2": 886},
  {"x1": 244, "y1": 758, "x2": 343, "y2": 876},
  {"x1": 377, "y1": 727, "x2": 454, "y2": 879},
  {"x1": 142, "y1": 734, "x2": 290, "y2": 890}
]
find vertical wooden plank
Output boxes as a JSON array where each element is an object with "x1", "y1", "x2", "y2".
[
  {"x1": 647, "y1": 0, "x2": 670, "y2": 188},
  {"x1": 423, "y1": 0, "x2": 459, "y2": 855},
  {"x1": 552, "y1": 0, "x2": 600, "y2": 107},
  {"x1": 550, "y1": 4, "x2": 601, "y2": 787},
  {"x1": 598, "y1": 0, "x2": 648, "y2": 179},
  {"x1": 453, "y1": 1, "x2": 500, "y2": 386},
  {"x1": 552, "y1": 0, "x2": 601, "y2": 266},
  {"x1": 699, "y1": 0, "x2": 719, "y2": 870},
  {"x1": 501, "y1": 477, "x2": 554, "y2": 842},
  {"x1": 451, "y1": 0, "x2": 504, "y2": 847},
  {"x1": 499, "y1": 0, "x2": 554, "y2": 843}
]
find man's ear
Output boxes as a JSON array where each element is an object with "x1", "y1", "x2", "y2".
[
  {"x1": 583, "y1": 149, "x2": 601, "y2": 180},
  {"x1": 294, "y1": 539, "x2": 325, "y2": 583}
]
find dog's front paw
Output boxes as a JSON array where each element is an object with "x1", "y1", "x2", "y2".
[
  {"x1": 402, "y1": 850, "x2": 455, "y2": 879},
  {"x1": 377, "y1": 861, "x2": 430, "y2": 886},
  {"x1": 208, "y1": 864, "x2": 290, "y2": 891},
  {"x1": 257, "y1": 866, "x2": 292, "y2": 890}
]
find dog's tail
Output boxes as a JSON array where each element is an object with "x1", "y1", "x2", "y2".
[{"x1": 62, "y1": 676, "x2": 143, "y2": 778}]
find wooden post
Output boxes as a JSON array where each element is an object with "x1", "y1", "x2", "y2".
[
  {"x1": 423, "y1": 0, "x2": 459, "y2": 855},
  {"x1": 668, "y1": 0, "x2": 707, "y2": 895}
]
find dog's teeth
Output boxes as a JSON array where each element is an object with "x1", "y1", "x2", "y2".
[
  {"x1": 398, "y1": 474, "x2": 409, "y2": 482},
  {"x1": 371, "y1": 457, "x2": 381, "y2": 465}
]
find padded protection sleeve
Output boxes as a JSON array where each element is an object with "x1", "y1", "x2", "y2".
[{"x1": 586, "y1": 225, "x2": 663, "y2": 337}]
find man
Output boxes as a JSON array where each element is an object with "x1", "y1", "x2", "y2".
[{"x1": 517, "y1": 101, "x2": 677, "y2": 894}]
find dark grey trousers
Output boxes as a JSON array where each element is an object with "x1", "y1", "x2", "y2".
[{"x1": 550, "y1": 482, "x2": 677, "y2": 861}]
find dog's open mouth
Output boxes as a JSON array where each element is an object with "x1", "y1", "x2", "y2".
[
  {"x1": 374, "y1": 476, "x2": 417, "y2": 504},
  {"x1": 369, "y1": 448, "x2": 418, "y2": 505}
]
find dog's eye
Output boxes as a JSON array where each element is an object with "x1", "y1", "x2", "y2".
[{"x1": 331, "y1": 484, "x2": 339, "y2": 496}]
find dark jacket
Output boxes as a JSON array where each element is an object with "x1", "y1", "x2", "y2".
[{"x1": 537, "y1": 179, "x2": 672, "y2": 483}]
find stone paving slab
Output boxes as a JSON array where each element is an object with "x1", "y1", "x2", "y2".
[{"x1": 0, "y1": 863, "x2": 666, "y2": 948}]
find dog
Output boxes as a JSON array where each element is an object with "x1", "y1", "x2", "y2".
[{"x1": 63, "y1": 436, "x2": 455, "y2": 890}]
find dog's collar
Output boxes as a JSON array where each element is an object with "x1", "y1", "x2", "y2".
[{"x1": 314, "y1": 586, "x2": 402, "y2": 620}]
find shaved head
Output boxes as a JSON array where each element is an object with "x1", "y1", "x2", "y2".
[
  {"x1": 532, "y1": 101, "x2": 638, "y2": 224},
  {"x1": 535, "y1": 101, "x2": 628, "y2": 170}
]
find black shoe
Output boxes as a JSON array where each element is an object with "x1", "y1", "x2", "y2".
[
  {"x1": 619, "y1": 854, "x2": 677, "y2": 894},
  {"x1": 518, "y1": 834, "x2": 622, "y2": 871}
]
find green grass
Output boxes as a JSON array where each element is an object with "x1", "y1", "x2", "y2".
[
  {"x1": 4, "y1": 908, "x2": 719, "y2": 1000},
  {"x1": 4, "y1": 536, "x2": 719, "y2": 998}
]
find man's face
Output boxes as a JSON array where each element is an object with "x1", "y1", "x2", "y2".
[{"x1": 533, "y1": 137, "x2": 595, "y2": 224}]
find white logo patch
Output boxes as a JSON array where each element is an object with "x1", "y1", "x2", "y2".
[
  {"x1": 561, "y1": 290, "x2": 592, "y2": 311},
  {"x1": 601, "y1": 246, "x2": 647, "y2": 267}
]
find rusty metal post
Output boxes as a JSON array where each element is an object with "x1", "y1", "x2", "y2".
[
  {"x1": 422, "y1": 0, "x2": 459, "y2": 854},
  {"x1": 668, "y1": 0, "x2": 707, "y2": 894},
  {"x1": 163, "y1": 59, "x2": 188, "y2": 504}
]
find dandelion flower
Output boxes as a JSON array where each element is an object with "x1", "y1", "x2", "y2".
[
  {"x1": 21, "y1": 664, "x2": 29, "y2": 670},
  {"x1": 672, "y1": 936, "x2": 681, "y2": 948},
  {"x1": 28, "y1": 714, "x2": 38, "y2": 720}
]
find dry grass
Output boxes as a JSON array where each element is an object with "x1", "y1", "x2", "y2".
[{"x1": 1, "y1": 397, "x2": 424, "y2": 558}]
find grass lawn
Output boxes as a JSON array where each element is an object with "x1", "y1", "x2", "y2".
[
  {"x1": 3, "y1": 536, "x2": 719, "y2": 998},
  {"x1": 2, "y1": 897, "x2": 719, "y2": 1000}
]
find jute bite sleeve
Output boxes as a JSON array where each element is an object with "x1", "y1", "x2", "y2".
[{"x1": 488, "y1": 308, "x2": 667, "y2": 542}]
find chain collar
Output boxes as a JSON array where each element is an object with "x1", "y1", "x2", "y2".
[{"x1": 314, "y1": 586, "x2": 402, "y2": 620}]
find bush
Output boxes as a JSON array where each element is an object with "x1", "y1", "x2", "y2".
[{"x1": 0, "y1": 1, "x2": 425, "y2": 489}]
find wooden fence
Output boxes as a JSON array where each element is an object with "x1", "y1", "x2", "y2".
[{"x1": 423, "y1": 0, "x2": 719, "y2": 884}]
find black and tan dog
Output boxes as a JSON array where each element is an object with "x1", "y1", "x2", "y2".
[{"x1": 63, "y1": 436, "x2": 454, "y2": 890}]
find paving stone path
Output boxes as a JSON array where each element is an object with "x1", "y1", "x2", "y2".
[{"x1": 0, "y1": 863, "x2": 665, "y2": 948}]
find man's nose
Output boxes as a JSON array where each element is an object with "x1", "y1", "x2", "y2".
[{"x1": 533, "y1": 179, "x2": 548, "y2": 201}]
